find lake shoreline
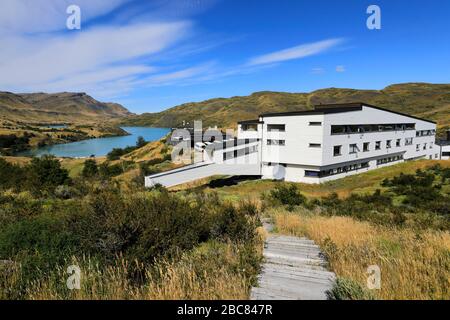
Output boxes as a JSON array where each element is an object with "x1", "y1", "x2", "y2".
[{"x1": 15, "y1": 127, "x2": 171, "y2": 158}]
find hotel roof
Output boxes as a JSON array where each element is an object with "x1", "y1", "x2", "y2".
[{"x1": 257, "y1": 102, "x2": 436, "y2": 124}]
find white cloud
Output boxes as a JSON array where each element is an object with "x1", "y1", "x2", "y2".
[
  {"x1": 311, "y1": 67, "x2": 325, "y2": 74},
  {"x1": 248, "y1": 38, "x2": 344, "y2": 66},
  {"x1": 336, "y1": 65, "x2": 346, "y2": 72},
  {"x1": 0, "y1": 21, "x2": 191, "y2": 95},
  {"x1": 0, "y1": 0, "x2": 132, "y2": 34},
  {"x1": 144, "y1": 63, "x2": 216, "y2": 85}
]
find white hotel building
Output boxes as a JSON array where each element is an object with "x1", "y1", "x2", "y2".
[
  {"x1": 145, "y1": 103, "x2": 439, "y2": 187},
  {"x1": 236, "y1": 103, "x2": 438, "y2": 183}
]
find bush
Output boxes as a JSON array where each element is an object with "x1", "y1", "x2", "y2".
[
  {"x1": 82, "y1": 159, "x2": 98, "y2": 178},
  {"x1": 267, "y1": 184, "x2": 306, "y2": 209},
  {"x1": 0, "y1": 158, "x2": 27, "y2": 191},
  {"x1": 326, "y1": 277, "x2": 375, "y2": 300},
  {"x1": 136, "y1": 136, "x2": 147, "y2": 148},
  {"x1": 27, "y1": 156, "x2": 70, "y2": 194}
]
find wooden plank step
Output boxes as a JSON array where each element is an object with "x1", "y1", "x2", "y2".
[
  {"x1": 262, "y1": 263, "x2": 335, "y2": 278},
  {"x1": 258, "y1": 270, "x2": 334, "y2": 285},
  {"x1": 264, "y1": 248, "x2": 323, "y2": 259},
  {"x1": 264, "y1": 252, "x2": 327, "y2": 266},
  {"x1": 255, "y1": 281, "x2": 330, "y2": 300}
]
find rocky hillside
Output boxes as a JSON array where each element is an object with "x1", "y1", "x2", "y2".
[
  {"x1": 121, "y1": 83, "x2": 450, "y2": 131},
  {"x1": 0, "y1": 92, "x2": 132, "y2": 123}
]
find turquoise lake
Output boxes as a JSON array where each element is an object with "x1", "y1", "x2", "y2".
[{"x1": 19, "y1": 127, "x2": 171, "y2": 158}]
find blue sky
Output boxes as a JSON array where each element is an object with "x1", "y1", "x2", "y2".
[{"x1": 1, "y1": 0, "x2": 449, "y2": 114}]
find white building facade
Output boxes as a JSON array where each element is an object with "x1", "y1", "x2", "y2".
[{"x1": 237, "y1": 103, "x2": 438, "y2": 183}]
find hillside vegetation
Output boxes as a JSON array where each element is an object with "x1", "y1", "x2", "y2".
[
  {"x1": 261, "y1": 162, "x2": 450, "y2": 299},
  {"x1": 121, "y1": 83, "x2": 450, "y2": 133},
  {"x1": 0, "y1": 92, "x2": 131, "y2": 123},
  {"x1": 0, "y1": 156, "x2": 262, "y2": 300},
  {"x1": 0, "y1": 92, "x2": 132, "y2": 154}
]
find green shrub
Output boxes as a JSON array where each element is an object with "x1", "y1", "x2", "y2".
[
  {"x1": 267, "y1": 184, "x2": 306, "y2": 209},
  {"x1": 82, "y1": 159, "x2": 98, "y2": 178},
  {"x1": 326, "y1": 277, "x2": 375, "y2": 300},
  {"x1": 27, "y1": 155, "x2": 70, "y2": 194}
]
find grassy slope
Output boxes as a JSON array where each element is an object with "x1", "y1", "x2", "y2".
[
  {"x1": 121, "y1": 83, "x2": 450, "y2": 133},
  {"x1": 274, "y1": 213, "x2": 449, "y2": 299},
  {"x1": 194, "y1": 160, "x2": 450, "y2": 202},
  {"x1": 0, "y1": 91, "x2": 131, "y2": 123}
]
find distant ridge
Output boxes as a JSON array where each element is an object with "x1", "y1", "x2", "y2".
[
  {"x1": 0, "y1": 91, "x2": 133, "y2": 123},
  {"x1": 121, "y1": 83, "x2": 450, "y2": 130}
]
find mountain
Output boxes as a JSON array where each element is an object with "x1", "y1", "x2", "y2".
[
  {"x1": 121, "y1": 83, "x2": 450, "y2": 131},
  {"x1": 0, "y1": 92, "x2": 132, "y2": 123}
]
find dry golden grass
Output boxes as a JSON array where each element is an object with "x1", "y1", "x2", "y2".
[
  {"x1": 205, "y1": 160, "x2": 450, "y2": 200},
  {"x1": 5, "y1": 242, "x2": 254, "y2": 300},
  {"x1": 272, "y1": 210, "x2": 450, "y2": 300}
]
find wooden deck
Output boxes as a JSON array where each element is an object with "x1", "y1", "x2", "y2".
[{"x1": 251, "y1": 234, "x2": 336, "y2": 300}]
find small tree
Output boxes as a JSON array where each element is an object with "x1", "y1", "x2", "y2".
[
  {"x1": 269, "y1": 183, "x2": 306, "y2": 209},
  {"x1": 82, "y1": 159, "x2": 98, "y2": 178},
  {"x1": 27, "y1": 155, "x2": 70, "y2": 193},
  {"x1": 136, "y1": 136, "x2": 146, "y2": 148}
]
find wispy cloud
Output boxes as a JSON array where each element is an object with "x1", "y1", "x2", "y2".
[
  {"x1": 0, "y1": 21, "x2": 190, "y2": 96},
  {"x1": 311, "y1": 67, "x2": 325, "y2": 74},
  {"x1": 336, "y1": 65, "x2": 346, "y2": 72},
  {"x1": 0, "y1": 0, "x2": 133, "y2": 34},
  {"x1": 0, "y1": 1, "x2": 349, "y2": 107},
  {"x1": 248, "y1": 38, "x2": 345, "y2": 66}
]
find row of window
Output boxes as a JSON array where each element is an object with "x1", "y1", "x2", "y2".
[
  {"x1": 334, "y1": 138, "x2": 420, "y2": 156},
  {"x1": 267, "y1": 139, "x2": 285, "y2": 146},
  {"x1": 268, "y1": 137, "x2": 421, "y2": 151},
  {"x1": 305, "y1": 162, "x2": 370, "y2": 178},
  {"x1": 376, "y1": 155, "x2": 404, "y2": 165},
  {"x1": 416, "y1": 130, "x2": 436, "y2": 137},
  {"x1": 223, "y1": 145, "x2": 258, "y2": 160},
  {"x1": 241, "y1": 124, "x2": 258, "y2": 131},
  {"x1": 331, "y1": 123, "x2": 415, "y2": 135},
  {"x1": 416, "y1": 142, "x2": 434, "y2": 151},
  {"x1": 267, "y1": 122, "x2": 322, "y2": 132}
]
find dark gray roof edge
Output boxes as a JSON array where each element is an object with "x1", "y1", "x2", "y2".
[
  {"x1": 258, "y1": 102, "x2": 437, "y2": 125},
  {"x1": 237, "y1": 119, "x2": 264, "y2": 124}
]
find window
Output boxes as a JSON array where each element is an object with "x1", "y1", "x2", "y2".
[
  {"x1": 435, "y1": 154, "x2": 439, "y2": 159},
  {"x1": 330, "y1": 123, "x2": 415, "y2": 135},
  {"x1": 423, "y1": 143, "x2": 427, "y2": 150},
  {"x1": 267, "y1": 124, "x2": 285, "y2": 132},
  {"x1": 416, "y1": 130, "x2": 436, "y2": 137},
  {"x1": 375, "y1": 141, "x2": 381, "y2": 150},
  {"x1": 309, "y1": 122, "x2": 322, "y2": 126},
  {"x1": 363, "y1": 142, "x2": 370, "y2": 152},
  {"x1": 305, "y1": 170, "x2": 320, "y2": 177},
  {"x1": 241, "y1": 124, "x2": 257, "y2": 131},
  {"x1": 319, "y1": 162, "x2": 369, "y2": 177},
  {"x1": 443, "y1": 152, "x2": 450, "y2": 157},
  {"x1": 331, "y1": 126, "x2": 346, "y2": 134},
  {"x1": 376, "y1": 155, "x2": 404, "y2": 165},
  {"x1": 386, "y1": 140, "x2": 392, "y2": 149},
  {"x1": 333, "y1": 145, "x2": 342, "y2": 156},
  {"x1": 309, "y1": 143, "x2": 321, "y2": 148},
  {"x1": 429, "y1": 143, "x2": 433, "y2": 149},
  {"x1": 396, "y1": 139, "x2": 401, "y2": 147},
  {"x1": 267, "y1": 139, "x2": 285, "y2": 146},
  {"x1": 405, "y1": 138, "x2": 413, "y2": 146},
  {"x1": 416, "y1": 144, "x2": 420, "y2": 151},
  {"x1": 349, "y1": 144, "x2": 359, "y2": 154}
]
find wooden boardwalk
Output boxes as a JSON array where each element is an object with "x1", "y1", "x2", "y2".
[{"x1": 251, "y1": 234, "x2": 336, "y2": 300}]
